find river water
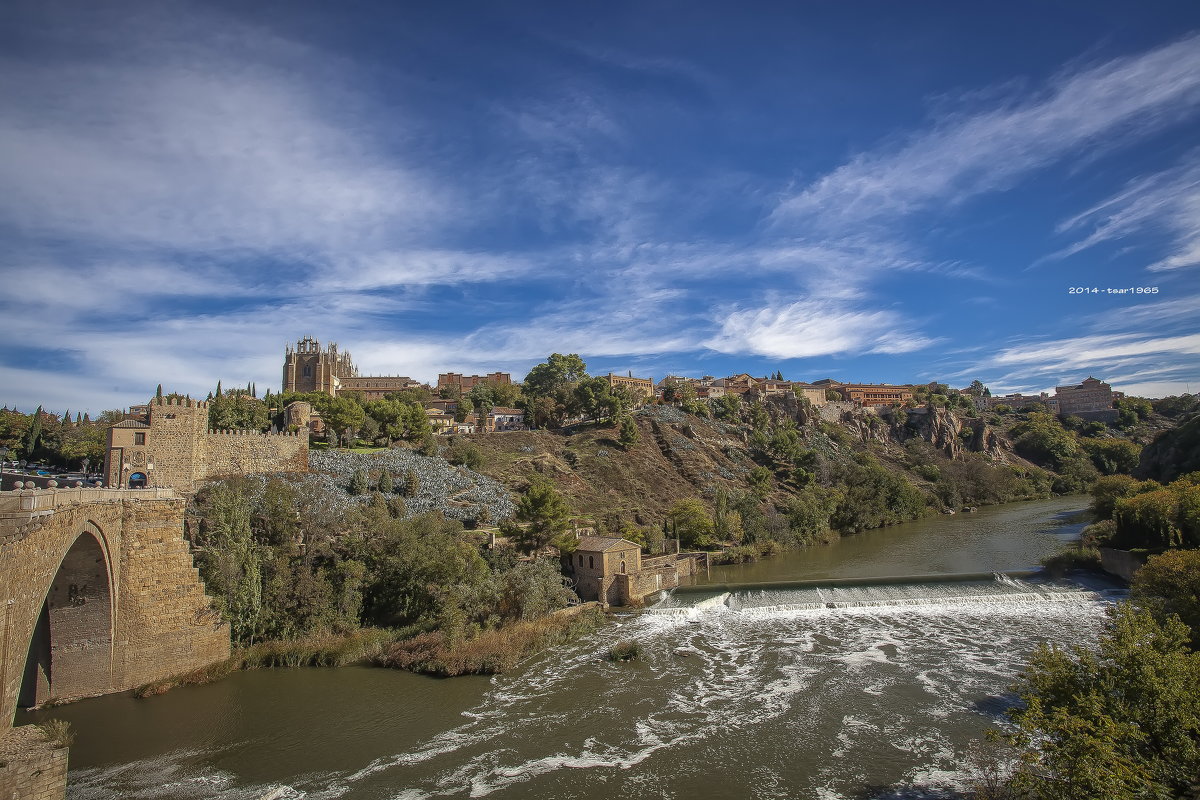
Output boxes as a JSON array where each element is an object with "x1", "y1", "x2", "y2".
[{"x1": 20, "y1": 495, "x2": 1118, "y2": 800}]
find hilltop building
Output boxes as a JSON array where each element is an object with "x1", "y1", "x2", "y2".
[
  {"x1": 834, "y1": 383, "x2": 915, "y2": 407},
  {"x1": 103, "y1": 396, "x2": 308, "y2": 492},
  {"x1": 602, "y1": 373, "x2": 655, "y2": 403},
  {"x1": 1055, "y1": 377, "x2": 1118, "y2": 421},
  {"x1": 437, "y1": 372, "x2": 512, "y2": 394},
  {"x1": 282, "y1": 337, "x2": 424, "y2": 399}
]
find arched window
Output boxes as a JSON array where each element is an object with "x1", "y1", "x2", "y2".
[
  {"x1": 578, "y1": 554, "x2": 583, "y2": 565},
  {"x1": 303, "y1": 365, "x2": 312, "y2": 377},
  {"x1": 620, "y1": 560, "x2": 626, "y2": 574},
  {"x1": 588, "y1": 556, "x2": 594, "y2": 569}
]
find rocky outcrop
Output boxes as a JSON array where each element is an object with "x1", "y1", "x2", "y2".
[{"x1": 1135, "y1": 414, "x2": 1200, "y2": 483}]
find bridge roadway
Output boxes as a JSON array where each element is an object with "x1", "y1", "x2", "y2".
[{"x1": 0, "y1": 487, "x2": 230, "y2": 798}]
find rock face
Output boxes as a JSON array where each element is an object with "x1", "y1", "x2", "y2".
[{"x1": 1135, "y1": 415, "x2": 1200, "y2": 483}]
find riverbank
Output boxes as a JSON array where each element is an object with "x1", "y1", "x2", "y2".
[{"x1": 133, "y1": 605, "x2": 608, "y2": 699}]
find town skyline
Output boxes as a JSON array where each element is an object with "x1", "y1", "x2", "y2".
[{"x1": 2, "y1": 1, "x2": 1199, "y2": 414}]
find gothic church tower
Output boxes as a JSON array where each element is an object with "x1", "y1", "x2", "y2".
[{"x1": 282, "y1": 337, "x2": 357, "y2": 395}]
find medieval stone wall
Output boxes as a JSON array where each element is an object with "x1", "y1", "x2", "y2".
[
  {"x1": 104, "y1": 397, "x2": 309, "y2": 492},
  {"x1": 201, "y1": 430, "x2": 308, "y2": 481},
  {"x1": 0, "y1": 726, "x2": 67, "y2": 800}
]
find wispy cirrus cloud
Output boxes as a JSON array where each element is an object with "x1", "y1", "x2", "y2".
[
  {"x1": 1050, "y1": 154, "x2": 1200, "y2": 271},
  {"x1": 773, "y1": 33, "x2": 1200, "y2": 231}
]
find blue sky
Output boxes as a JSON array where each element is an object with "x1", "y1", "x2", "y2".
[{"x1": 2, "y1": 0, "x2": 1199, "y2": 414}]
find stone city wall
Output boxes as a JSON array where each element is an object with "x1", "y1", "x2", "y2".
[{"x1": 0, "y1": 726, "x2": 68, "y2": 800}]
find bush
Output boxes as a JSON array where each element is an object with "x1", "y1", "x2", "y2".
[
  {"x1": 1132, "y1": 549, "x2": 1200, "y2": 650},
  {"x1": 607, "y1": 640, "x2": 642, "y2": 662},
  {"x1": 1040, "y1": 546, "x2": 1102, "y2": 577},
  {"x1": 445, "y1": 441, "x2": 484, "y2": 470},
  {"x1": 380, "y1": 608, "x2": 605, "y2": 676},
  {"x1": 36, "y1": 719, "x2": 74, "y2": 749}
]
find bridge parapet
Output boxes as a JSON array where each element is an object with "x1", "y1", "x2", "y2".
[{"x1": 0, "y1": 487, "x2": 177, "y2": 513}]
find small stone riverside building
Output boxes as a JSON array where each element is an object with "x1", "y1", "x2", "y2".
[{"x1": 564, "y1": 536, "x2": 709, "y2": 607}]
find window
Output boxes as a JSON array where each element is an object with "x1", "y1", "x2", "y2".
[
  {"x1": 588, "y1": 556, "x2": 594, "y2": 569},
  {"x1": 578, "y1": 554, "x2": 583, "y2": 565},
  {"x1": 303, "y1": 365, "x2": 312, "y2": 377},
  {"x1": 134, "y1": 432, "x2": 145, "y2": 445}
]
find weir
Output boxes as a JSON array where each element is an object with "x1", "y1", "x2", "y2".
[
  {"x1": 670, "y1": 569, "x2": 1042, "y2": 595},
  {"x1": 649, "y1": 572, "x2": 1119, "y2": 615}
]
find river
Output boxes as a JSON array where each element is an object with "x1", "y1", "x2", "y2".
[{"x1": 19, "y1": 495, "x2": 1118, "y2": 800}]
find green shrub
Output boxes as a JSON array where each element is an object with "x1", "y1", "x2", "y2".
[{"x1": 607, "y1": 640, "x2": 642, "y2": 662}]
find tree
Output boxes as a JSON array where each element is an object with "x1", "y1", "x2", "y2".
[
  {"x1": 467, "y1": 385, "x2": 496, "y2": 429},
  {"x1": 322, "y1": 396, "x2": 366, "y2": 446},
  {"x1": 1132, "y1": 549, "x2": 1200, "y2": 649},
  {"x1": 667, "y1": 498, "x2": 714, "y2": 548},
  {"x1": 523, "y1": 353, "x2": 588, "y2": 399},
  {"x1": 618, "y1": 414, "x2": 639, "y2": 447},
  {"x1": 1004, "y1": 604, "x2": 1200, "y2": 799},
  {"x1": 22, "y1": 406, "x2": 43, "y2": 459},
  {"x1": 403, "y1": 470, "x2": 420, "y2": 498},
  {"x1": 965, "y1": 380, "x2": 989, "y2": 397},
  {"x1": 378, "y1": 470, "x2": 394, "y2": 494},
  {"x1": 747, "y1": 466, "x2": 773, "y2": 499},
  {"x1": 348, "y1": 469, "x2": 370, "y2": 496},
  {"x1": 512, "y1": 478, "x2": 572, "y2": 554},
  {"x1": 1082, "y1": 438, "x2": 1141, "y2": 475}
]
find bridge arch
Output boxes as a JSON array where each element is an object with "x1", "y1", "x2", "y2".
[{"x1": 18, "y1": 522, "x2": 116, "y2": 709}]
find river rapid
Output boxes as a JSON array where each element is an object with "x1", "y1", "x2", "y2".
[{"x1": 20, "y1": 495, "x2": 1117, "y2": 800}]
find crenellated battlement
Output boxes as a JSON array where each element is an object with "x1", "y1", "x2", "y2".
[
  {"x1": 151, "y1": 396, "x2": 208, "y2": 410},
  {"x1": 206, "y1": 429, "x2": 303, "y2": 438}
]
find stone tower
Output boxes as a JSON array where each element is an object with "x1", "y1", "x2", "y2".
[{"x1": 282, "y1": 337, "x2": 357, "y2": 395}]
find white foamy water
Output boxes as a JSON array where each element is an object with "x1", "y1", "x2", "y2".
[{"x1": 64, "y1": 577, "x2": 1114, "y2": 800}]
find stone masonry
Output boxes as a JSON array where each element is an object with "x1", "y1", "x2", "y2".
[
  {"x1": 0, "y1": 726, "x2": 67, "y2": 800},
  {"x1": 104, "y1": 396, "x2": 308, "y2": 492},
  {"x1": 1, "y1": 487, "x2": 230, "y2": 799}
]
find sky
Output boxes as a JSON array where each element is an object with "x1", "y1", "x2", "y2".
[{"x1": 1, "y1": 0, "x2": 1199, "y2": 414}]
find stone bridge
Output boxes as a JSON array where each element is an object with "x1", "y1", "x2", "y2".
[{"x1": 0, "y1": 488, "x2": 230, "y2": 798}]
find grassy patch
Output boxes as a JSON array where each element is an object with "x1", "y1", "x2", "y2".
[
  {"x1": 36, "y1": 719, "x2": 74, "y2": 749},
  {"x1": 134, "y1": 629, "x2": 400, "y2": 698},
  {"x1": 1041, "y1": 546, "x2": 1103, "y2": 577},
  {"x1": 380, "y1": 608, "x2": 606, "y2": 677}
]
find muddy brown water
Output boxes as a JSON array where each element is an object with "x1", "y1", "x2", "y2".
[{"x1": 20, "y1": 495, "x2": 1116, "y2": 800}]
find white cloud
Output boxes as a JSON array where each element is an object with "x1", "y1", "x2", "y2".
[
  {"x1": 704, "y1": 299, "x2": 936, "y2": 359},
  {"x1": 773, "y1": 34, "x2": 1200, "y2": 230},
  {"x1": 1051, "y1": 156, "x2": 1200, "y2": 271}
]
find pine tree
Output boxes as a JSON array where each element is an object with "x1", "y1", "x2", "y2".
[
  {"x1": 348, "y1": 469, "x2": 370, "y2": 496},
  {"x1": 404, "y1": 469, "x2": 420, "y2": 497},
  {"x1": 618, "y1": 414, "x2": 639, "y2": 447},
  {"x1": 378, "y1": 470, "x2": 394, "y2": 494}
]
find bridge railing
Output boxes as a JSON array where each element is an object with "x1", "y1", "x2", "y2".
[{"x1": 0, "y1": 487, "x2": 177, "y2": 513}]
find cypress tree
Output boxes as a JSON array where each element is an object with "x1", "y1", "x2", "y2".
[
  {"x1": 23, "y1": 406, "x2": 43, "y2": 458},
  {"x1": 216, "y1": 380, "x2": 222, "y2": 397},
  {"x1": 404, "y1": 469, "x2": 420, "y2": 497},
  {"x1": 378, "y1": 470, "x2": 394, "y2": 494},
  {"x1": 156, "y1": 384, "x2": 163, "y2": 399}
]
